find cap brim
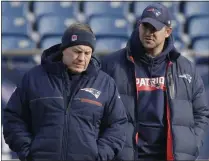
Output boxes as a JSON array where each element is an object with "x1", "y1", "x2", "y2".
[{"x1": 141, "y1": 17, "x2": 165, "y2": 31}]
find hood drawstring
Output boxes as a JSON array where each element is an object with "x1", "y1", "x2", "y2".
[
  {"x1": 150, "y1": 58, "x2": 154, "y2": 78},
  {"x1": 62, "y1": 66, "x2": 70, "y2": 92}
]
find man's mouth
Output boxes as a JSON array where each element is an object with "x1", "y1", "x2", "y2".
[{"x1": 145, "y1": 37, "x2": 153, "y2": 41}]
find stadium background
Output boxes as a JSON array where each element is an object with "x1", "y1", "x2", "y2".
[{"x1": 1, "y1": 1, "x2": 209, "y2": 160}]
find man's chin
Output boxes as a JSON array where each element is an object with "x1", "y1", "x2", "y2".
[
  {"x1": 69, "y1": 68, "x2": 85, "y2": 74},
  {"x1": 143, "y1": 43, "x2": 155, "y2": 50}
]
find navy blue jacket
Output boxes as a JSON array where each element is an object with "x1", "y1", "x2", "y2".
[
  {"x1": 101, "y1": 29, "x2": 209, "y2": 160},
  {"x1": 129, "y1": 28, "x2": 175, "y2": 160},
  {"x1": 3, "y1": 44, "x2": 127, "y2": 161}
]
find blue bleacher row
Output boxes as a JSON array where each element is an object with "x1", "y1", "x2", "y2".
[{"x1": 2, "y1": 1, "x2": 209, "y2": 53}]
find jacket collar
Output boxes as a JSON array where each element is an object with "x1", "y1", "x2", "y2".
[{"x1": 41, "y1": 44, "x2": 101, "y2": 78}]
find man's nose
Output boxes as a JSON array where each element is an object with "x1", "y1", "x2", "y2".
[
  {"x1": 78, "y1": 53, "x2": 85, "y2": 61},
  {"x1": 145, "y1": 27, "x2": 155, "y2": 34}
]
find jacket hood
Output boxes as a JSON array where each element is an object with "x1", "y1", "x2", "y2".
[
  {"x1": 41, "y1": 44, "x2": 62, "y2": 65},
  {"x1": 41, "y1": 44, "x2": 101, "y2": 77}
]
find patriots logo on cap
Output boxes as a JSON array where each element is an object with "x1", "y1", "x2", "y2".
[
  {"x1": 147, "y1": 8, "x2": 155, "y2": 12},
  {"x1": 71, "y1": 35, "x2": 77, "y2": 41},
  {"x1": 147, "y1": 8, "x2": 161, "y2": 17}
]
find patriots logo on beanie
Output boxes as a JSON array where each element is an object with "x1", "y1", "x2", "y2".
[{"x1": 71, "y1": 35, "x2": 77, "y2": 41}]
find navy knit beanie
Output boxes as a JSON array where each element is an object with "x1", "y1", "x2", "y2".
[{"x1": 60, "y1": 28, "x2": 96, "y2": 52}]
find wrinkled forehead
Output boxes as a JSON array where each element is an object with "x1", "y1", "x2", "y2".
[{"x1": 69, "y1": 45, "x2": 93, "y2": 52}]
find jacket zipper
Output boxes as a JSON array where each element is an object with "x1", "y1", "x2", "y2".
[
  {"x1": 63, "y1": 93, "x2": 75, "y2": 160},
  {"x1": 165, "y1": 63, "x2": 175, "y2": 160},
  {"x1": 61, "y1": 72, "x2": 85, "y2": 160},
  {"x1": 167, "y1": 72, "x2": 175, "y2": 99},
  {"x1": 61, "y1": 76, "x2": 68, "y2": 161},
  {"x1": 133, "y1": 74, "x2": 138, "y2": 161}
]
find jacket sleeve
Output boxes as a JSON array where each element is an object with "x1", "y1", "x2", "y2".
[
  {"x1": 3, "y1": 73, "x2": 32, "y2": 161},
  {"x1": 97, "y1": 78, "x2": 127, "y2": 161},
  {"x1": 192, "y1": 67, "x2": 209, "y2": 153}
]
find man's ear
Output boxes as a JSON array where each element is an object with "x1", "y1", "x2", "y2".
[{"x1": 165, "y1": 27, "x2": 172, "y2": 38}]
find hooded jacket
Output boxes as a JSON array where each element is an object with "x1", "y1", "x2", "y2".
[
  {"x1": 3, "y1": 44, "x2": 127, "y2": 161},
  {"x1": 101, "y1": 29, "x2": 209, "y2": 160},
  {"x1": 129, "y1": 28, "x2": 175, "y2": 159}
]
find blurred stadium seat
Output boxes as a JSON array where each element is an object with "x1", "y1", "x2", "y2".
[
  {"x1": 171, "y1": 19, "x2": 184, "y2": 38},
  {"x1": 182, "y1": 2, "x2": 209, "y2": 18},
  {"x1": 2, "y1": 35, "x2": 36, "y2": 51},
  {"x1": 83, "y1": 1, "x2": 129, "y2": 18},
  {"x1": 40, "y1": 36, "x2": 62, "y2": 49},
  {"x1": 2, "y1": 16, "x2": 31, "y2": 36},
  {"x1": 33, "y1": 1, "x2": 79, "y2": 18},
  {"x1": 173, "y1": 36, "x2": 185, "y2": 51},
  {"x1": 192, "y1": 37, "x2": 209, "y2": 53},
  {"x1": 89, "y1": 15, "x2": 131, "y2": 38},
  {"x1": 186, "y1": 15, "x2": 209, "y2": 43},
  {"x1": 162, "y1": 2, "x2": 180, "y2": 14},
  {"x1": 2, "y1": 54, "x2": 36, "y2": 64},
  {"x1": 95, "y1": 37, "x2": 128, "y2": 53},
  {"x1": 36, "y1": 15, "x2": 77, "y2": 39},
  {"x1": 2, "y1": 1, "x2": 28, "y2": 17}
]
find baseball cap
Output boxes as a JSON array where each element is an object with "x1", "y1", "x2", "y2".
[{"x1": 140, "y1": 3, "x2": 172, "y2": 30}]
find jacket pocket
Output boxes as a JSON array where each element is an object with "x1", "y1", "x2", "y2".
[
  {"x1": 189, "y1": 126, "x2": 199, "y2": 156},
  {"x1": 69, "y1": 125, "x2": 99, "y2": 159},
  {"x1": 93, "y1": 113, "x2": 102, "y2": 139},
  {"x1": 191, "y1": 127, "x2": 200, "y2": 157},
  {"x1": 26, "y1": 153, "x2": 34, "y2": 161},
  {"x1": 171, "y1": 99, "x2": 194, "y2": 126}
]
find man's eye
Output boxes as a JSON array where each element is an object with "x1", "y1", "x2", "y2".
[{"x1": 75, "y1": 50, "x2": 82, "y2": 53}]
